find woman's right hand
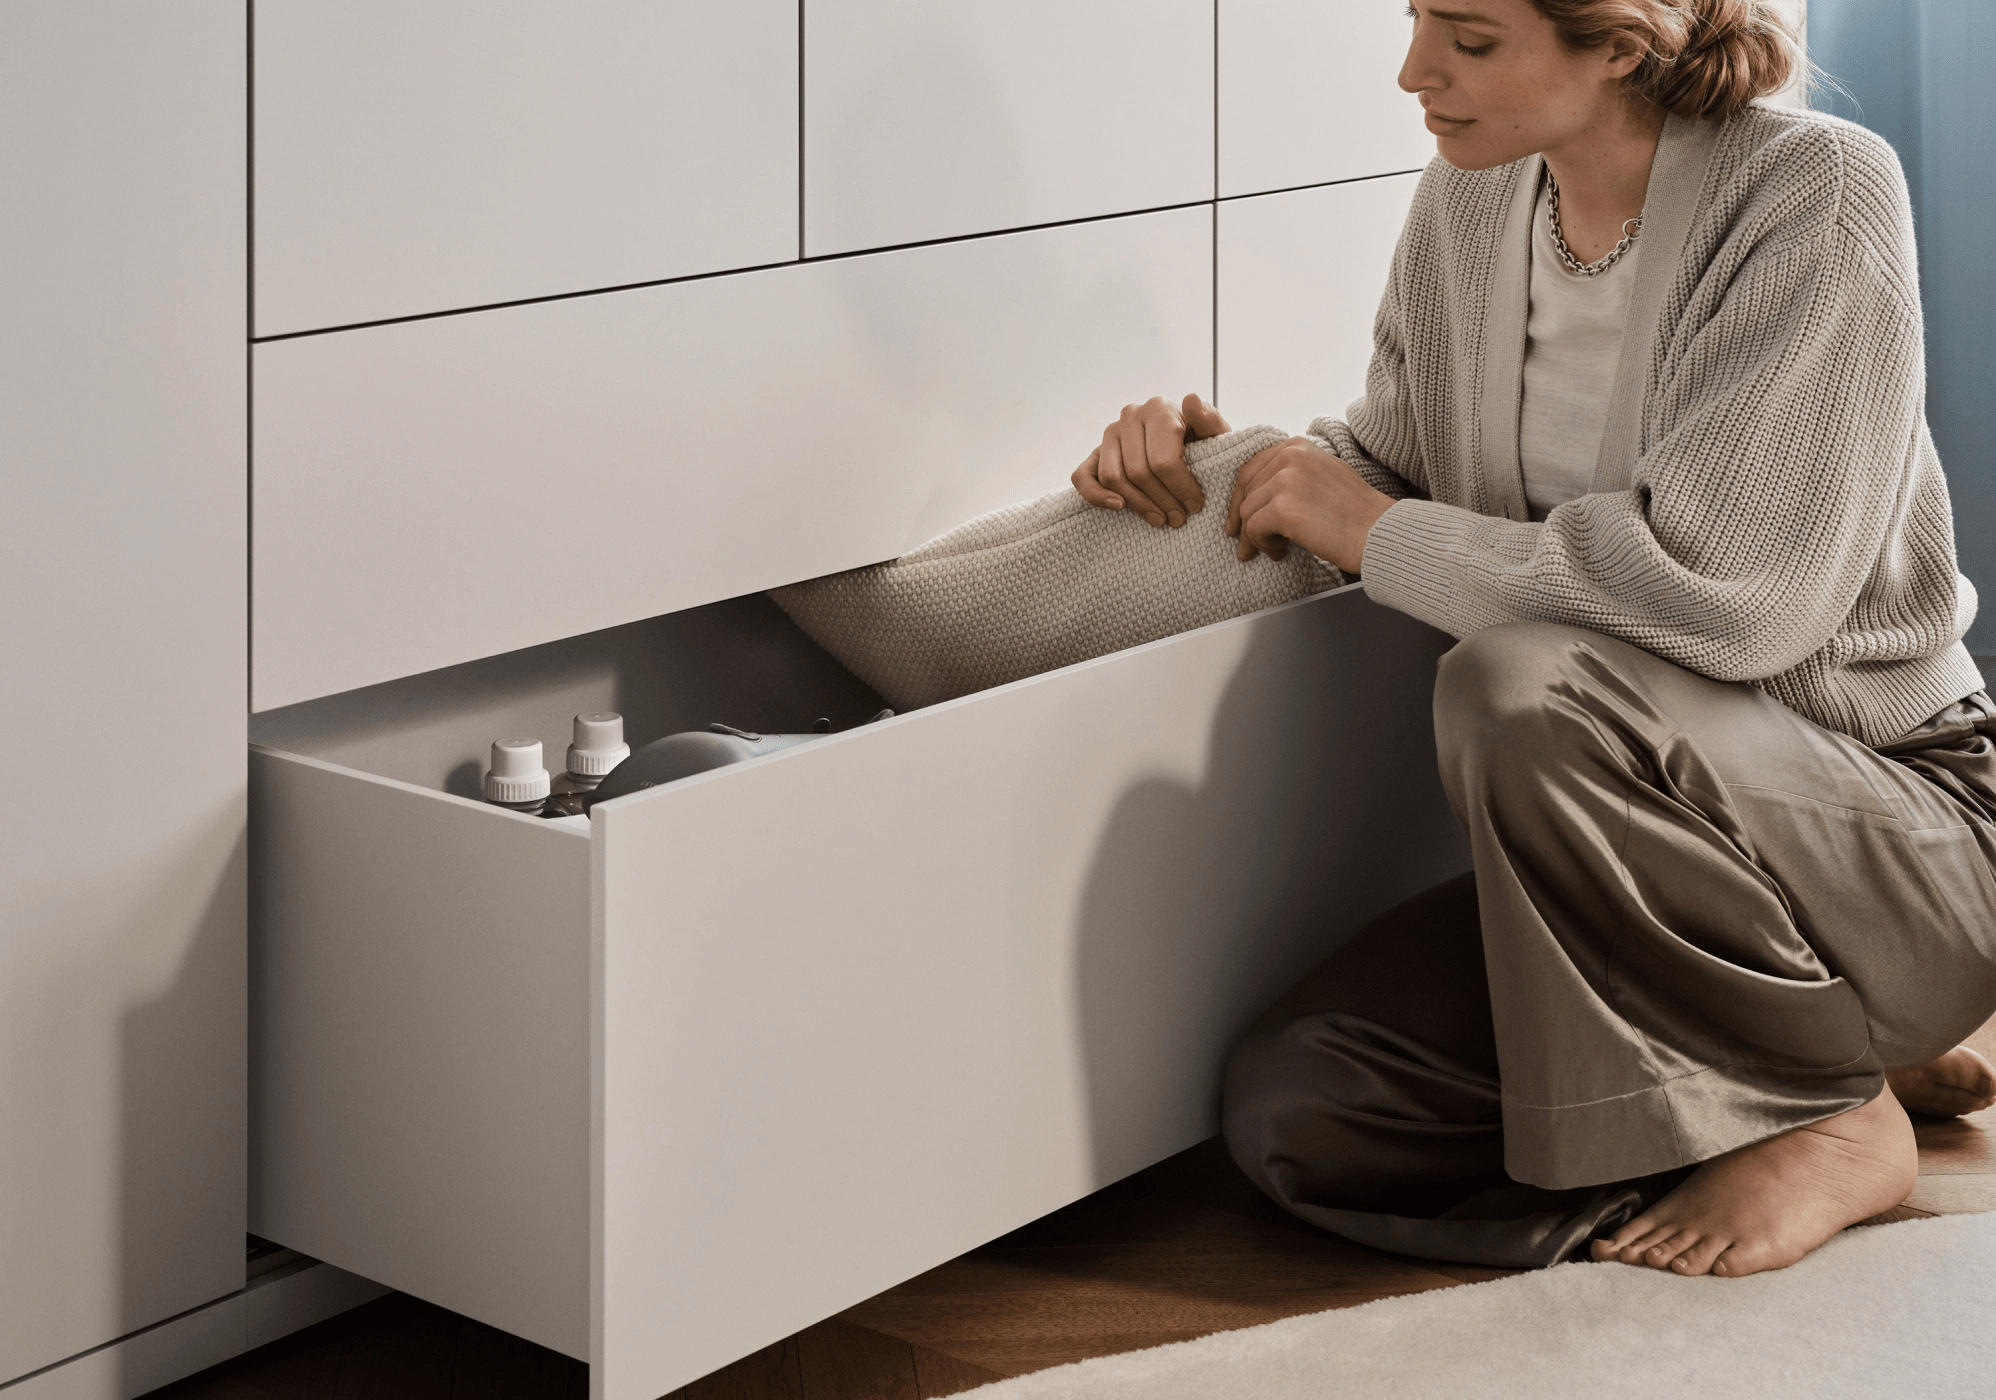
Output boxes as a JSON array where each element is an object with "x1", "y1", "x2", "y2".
[{"x1": 1072, "y1": 393, "x2": 1232, "y2": 528}]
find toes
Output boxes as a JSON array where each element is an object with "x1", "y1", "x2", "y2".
[
  {"x1": 1643, "y1": 1229, "x2": 1700, "y2": 1269},
  {"x1": 1965, "y1": 1049, "x2": 1996, "y2": 1100},
  {"x1": 1617, "y1": 1223, "x2": 1682, "y2": 1264},
  {"x1": 1670, "y1": 1233, "x2": 1733, "y2": 1277},
  {"x1": 1601, "y1": 1213, "x2": 1661, "y2": 1254}
]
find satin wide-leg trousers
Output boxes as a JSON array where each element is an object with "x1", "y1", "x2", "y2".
[{"x1": 1223, "y1": 621, "x2": 1996, "y2": 1267}]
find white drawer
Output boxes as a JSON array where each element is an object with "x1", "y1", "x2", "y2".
[
  {"x1": 1217, "y1": 173, "x2": 1419, "y2": 432},
  {"x1": 253, "y1": 1, "x2": 797, "y2": 336},
  {"x1": 804, "y1": 0, "x2": 1212, "y2": 256},
  {"x1": 251, "y1": 205, "x2": 1212, "y2": 712},
  {"x1": 248, "y1": 586, "x2": 1467, "y2": 1400},
  {"x1": 1218, "y1": 0, "x2": 1432, "y2": 197}
]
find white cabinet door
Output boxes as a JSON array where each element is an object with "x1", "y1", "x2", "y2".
[
  {"x1": 254, "y1": 1, "x2": 798, "y2": 337},
  {"x1": 1217, "y1": 173, "x2": 1419, "y2": 436},
  {"x1": 805, "y1": 0, "x2": 1212, "y2": 255},
  {"x1": 253, "y1": 205, "x2": 1212, "y2": 711},
  {"x1": 0, "y1": 3, "x2": 246, "y2": 1383},
  {"x1": 1219, "y1": 0, "x2": 1432, "y2": 197}
]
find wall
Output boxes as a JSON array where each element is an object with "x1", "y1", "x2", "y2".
[{"x1": 1809, "y1": 0, "x2": 1996, "y2": 651}]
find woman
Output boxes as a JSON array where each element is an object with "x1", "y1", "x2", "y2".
[{"x1": 1075, "y1": 0, "x2": 1996, "y2": 1278}]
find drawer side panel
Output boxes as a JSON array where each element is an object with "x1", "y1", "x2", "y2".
[
  {"x1": 249, "y1": 750, "x2": 592, "y2": 1358},
  {"x1": 593, "y1": 590, "x2": 1467, "y2": 1398}
]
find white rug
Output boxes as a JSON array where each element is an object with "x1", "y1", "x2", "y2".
[{"x1": 958, "y1": 1213, "x2": 1996, "y2": 1399}]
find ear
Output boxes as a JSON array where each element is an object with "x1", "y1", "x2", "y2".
[{"x1": 1600, "y1": 33, "x2": 1647, "y2": 82}]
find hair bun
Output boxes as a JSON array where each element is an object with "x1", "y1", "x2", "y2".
[
  {"x1": 1649, "y1": 0, "x2": 1796, "y2": 120},
  {"x1": 1529, "y1": 0, "x2": 1800, "y2": 121}
]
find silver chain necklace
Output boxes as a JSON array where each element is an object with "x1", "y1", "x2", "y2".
[{"x1": 1545, "y1": 172, "x2": 1643, "y2": 278}]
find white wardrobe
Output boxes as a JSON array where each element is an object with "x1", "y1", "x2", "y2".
[
  {"x1": 4, "y1": 6, "x2": 1466, "y2": 1400},
  {"x1": 2, "y1": 4, "x2": 247, "y2": 1393}
]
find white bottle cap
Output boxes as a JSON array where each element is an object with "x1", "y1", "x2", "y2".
[
  {"x1": 566, "y1": 712, "x2": 630, "y2": 780},
  {"x1": 484, "y1": 736, "x2": 551, "y2": 805}
]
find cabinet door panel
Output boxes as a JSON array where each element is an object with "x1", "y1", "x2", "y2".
[
  {"x1": 1217, "y1": 174, "x2": 1418, "y2": 437},
  {"x1": 1219, "y1": 0, "x2": 1431, "y2": 197},
  {"x1": 253, "y1": 206, "x2": 1211, "y2": 710},
  {"x1": 1, "y1": 2, "x2": 246, "y2": 1381},
  {"x1": 254, "y1": 1, "x2": 797, "y2": 336},
  {"x1": 805, "y1": 0, "x2": 1212, "y2": 255}
]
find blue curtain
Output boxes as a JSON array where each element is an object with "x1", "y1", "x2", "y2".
[{"x1": 1809, "y1": 0, "x2": 1996, "y2": 652}]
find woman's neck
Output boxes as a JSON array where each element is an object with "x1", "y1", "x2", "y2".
[{"x1": 1541, "y1": 101, "x2": 1668, "y2": 263}]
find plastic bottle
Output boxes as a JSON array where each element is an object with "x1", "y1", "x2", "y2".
[
  {"x1": 546, "y1": 712, "x2": 631, "y2": 817},
  {"x1": 482, "y1": 737, "x2": 551, "y2": 815},
  {"x1": 564, "y1": 712, "x2": 630, "y2": 790}
]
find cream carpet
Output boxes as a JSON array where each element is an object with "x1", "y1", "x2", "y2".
[{"x1": 958, "y1": 1213, "x2": 1996, "y2": 1399}]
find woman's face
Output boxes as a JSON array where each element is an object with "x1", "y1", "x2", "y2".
[{"x1": 1398, "y1": 1, "x2": 1645, "y2": 170}]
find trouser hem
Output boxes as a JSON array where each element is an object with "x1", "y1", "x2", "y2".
[{"x1": 1502, "y1": 1062, "x2": 1884, "y2": 1190}]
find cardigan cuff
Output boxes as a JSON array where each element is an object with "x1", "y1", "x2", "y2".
[{"x1": 1358, "y1": 497, "x2": 1484, "y2": 636}]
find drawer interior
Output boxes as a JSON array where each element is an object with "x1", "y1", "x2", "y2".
[{"x1": 249, "y1": 592, "x2": 888, "y2": 800}]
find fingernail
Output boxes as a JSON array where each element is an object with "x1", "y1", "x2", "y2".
[
  {"x1": 1106, "y1": 497, "x2": 1123, "y2": 509},
  {"x1": 1148, "y1": 513, "x2": 1165, "y2": 527},
  {"x1": 1168, "y1": 512, "x2": 1184, "y2": 528}
]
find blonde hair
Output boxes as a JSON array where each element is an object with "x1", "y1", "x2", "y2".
[{"x1": 1527, "y1": 0, "x2": 1800, "y2": 120}]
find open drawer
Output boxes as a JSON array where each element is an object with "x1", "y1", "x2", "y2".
[{"x1": 248, "y1": 585, "x2": 1468, "y2": 1400}]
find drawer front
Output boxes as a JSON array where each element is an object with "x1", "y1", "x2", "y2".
[
  {"x1": 250, "y1": 751, "x2": 593, "y2": 1358},
  {"x1": 251, "y1": 205, "x2": 1211, "y2": 711},
  {"x1": 805, "y1": 0, "x2": 1213, "y2": 256},
  {"x1": 592, "y1": 588, "x2": 1467, "y2": 1398},
  {"x1": 1218, "y1": 0, "x2": 1431, "y2": 198},
  {"x1": 1217, "y1": 173, "x2": 1419, "y2": 433},
  {"x1": 254, "y1": 1, "x2": 797, "y2": 336}
]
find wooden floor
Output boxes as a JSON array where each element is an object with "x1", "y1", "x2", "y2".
[{"x1": 150, "y1": 1018, "x2": 1996, "y2": 1400}]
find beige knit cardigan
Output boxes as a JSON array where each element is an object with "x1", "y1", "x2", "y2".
[{"x1": 1333, "y1": 106, "x2": 1982, "y2": 746}]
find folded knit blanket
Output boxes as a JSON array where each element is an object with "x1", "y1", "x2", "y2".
[{"x1": 770, "y1": 425, "x2": 1343, "y2": 709}]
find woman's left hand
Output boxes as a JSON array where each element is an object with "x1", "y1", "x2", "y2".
[{"x1": 1226, "y1": 436, "x2": 1396, "y2": 575}]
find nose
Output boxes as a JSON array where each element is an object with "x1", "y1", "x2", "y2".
[{"x1": 1397, "y1": 13, "x2": 1440, "y2": 96}]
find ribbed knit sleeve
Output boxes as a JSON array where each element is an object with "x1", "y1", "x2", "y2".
[
  {"x1": 1332, "y1": 110, "x2": 1981, "y2": 745},
  {"x1": 1364, "y1": 226, "x2": 1936, "y2": 675},
  {"x1": 1307, "y1": 263, "x2": 1427, "y2": 505}
]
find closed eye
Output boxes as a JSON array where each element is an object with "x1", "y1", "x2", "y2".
[{"x1": 1406, "y1": 3, "x2": 1499, "y2": 57}]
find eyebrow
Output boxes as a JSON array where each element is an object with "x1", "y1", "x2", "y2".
[{"x1": 1422, "y1": 7, "x2": 1505, "y2": 23}]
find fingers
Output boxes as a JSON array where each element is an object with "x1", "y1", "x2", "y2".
[
  {"x1": 1071, "y1": 448, "x2": 1124, "y2": 510},
  {"x1": 1096, "y1": 424, "x2": 1160, "y2": 525},
  {"x1": 1182, "y1": 392, "x2": 1232, "y2": 439},
  {"x1": 1226, "y1": 442, "x2": 1288, "y2": 541},
  {"x1": 1235, "y1": 475, "x2": 1291, "y2": 562},
  {"x1": 1142, "y1": 430, "x2": 1206, "y2": 521},
  {"x1": 1092, "y1": 396, "x2": 1219, "y2": 527},
  {"x1": 1111, "y1": 406, "x2": 1177, "y2": 527}
]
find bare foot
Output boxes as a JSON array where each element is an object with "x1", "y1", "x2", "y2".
[
  {"x1": 1587, "y1": 1086, "x2": 1917, "y2": 1278},
  {"x1": 1885, "y1": 1046, "x2": 1996, "y2": 1118}
]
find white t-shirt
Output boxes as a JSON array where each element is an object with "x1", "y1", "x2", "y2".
[{"x1": 1519, "y1": 182, "x2": 1638, "y2": 520}]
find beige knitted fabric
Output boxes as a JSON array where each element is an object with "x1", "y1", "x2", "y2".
[
  {"x1": 772, "y1": 425, "x2": 1341, "y2": 709},
  {"x1": 1333, "y1": 104, "x2": 1982, "y2": 746}
]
